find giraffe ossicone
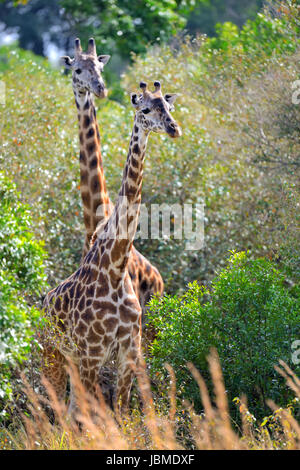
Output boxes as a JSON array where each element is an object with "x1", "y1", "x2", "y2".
[{"x1": 42, "y1": 79, "x2": 182, "y2": 414}]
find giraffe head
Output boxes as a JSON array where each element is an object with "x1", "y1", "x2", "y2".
[
  {"x1": 131, "y1": 81, "x2": 181, "y2": 138},
  {"x1": 61, "y1": 38, "x2": 110, "y2": 98}
]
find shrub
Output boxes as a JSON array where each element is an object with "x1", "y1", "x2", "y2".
[
  {"x1": 0, "y1": 171, "x2": 47, "y2": 415},
  {"x1": 148, "y1": 252, "x2": 300, "y2": 420}
]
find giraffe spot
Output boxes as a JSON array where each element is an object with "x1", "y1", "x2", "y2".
[
  {"x1": 94, "y1": 301, "x2": 117, "y2": 316},
  {"x1": 119, "y1": 304, "x2": 138, "y2": 323},
  {"x1": 87, "y1": 142, "x2": 96, "y2": 156},
  {"x1": 86, "y1": 327, "x2": 101, "y2": 344},
  {"x1": 62, "y1": 295, "x2": 70, "y2": 312},
  {"x1": 111, "y1": 292, "x2": 118, "y2": 303},
  {"x1": 131, "y1": 156, "x2": 139, "y2": 168},
  {"x1": 81, "y1": 170, "x2": 88, "y2": 185},
  {"x1": 89, "y1": 268, "x2": 98, "y2": 283},
  {"x1": 78, "y1": 296, "x2": 85, "y2": 312},
  {"x1": 141, "y1": 280, "x2": 148, "y2": 291},
  {"x1": 79, "y1": 132, "x2": 84, "y2": 144},
  {"x1": 86, "y1": 284, "x2": 95, "y2": 297},
  {"x1": 111, "y1": 239, "x2": 128, "y2": 264},
  {"x1": 88, "y1": 358, "x2": 101, "y2": 368},
  {"x1": 117, "y1": 256, "x2": 128, "y2": 272},
  {"x1": 81, "y1": 358, "x2": 88, "y2": 369},
  {"x1": 106, "y1": 238, "x2": 113, "y2": 250},
  {"x1": 121, "y1": 337, "x2": 131, "y2": 350},
  {"x1": 79, "y1": 150, "x2": 87, "y2": 164},
  {"x1": 132, "y1": 324, "x2": 140, "y2": 337},
  {"x1": 54, "y1": 296, "x2": 61, "y2": 311},
  {"x1": 75, "y1": 321, "x2": 88, "y2": 336},
  {"x1": 125, "y1": 182, "x2": 136, "y2": 201},
  {"x1": 92, "y1": 199, "x2": 101, "y2": 214},
  {"x1": 82, "y1": 191, "x2": 91, "y2": 207},
  {"x1": 133, "y1": 135, "x2": 138, "y2": 141},
  {"x1": 89, "y1": 346, "x2": 102, "y2": 357},
  {"x1": 84, "y1": 213, "x2": 90, "y2": 228},
  {"x1": 82, "y1": 308, "x2": 94, "y2": 323},
  {"x1": 83, "y1": 115, "x2": 91, "y2": 128},
  {"x1": 109, "y1": 268, "x2": 121, "y2": 289},
  {"x1": 128, "y1": 167, "x2": 138, "y2": 181},
  {"x1": 93, "y1": 321, "x2": 105, "y2": 336},
  {"x1": 134, "y1": 125, "x2": 138, "y2": 133},
  {"x1": 69, "y1": 284, "x2": 75, "y2": 299},
  {"x1": 86, "y1": 127, "x2": 95, "y2": 139},
  {"x1": 75, "y1": 283, "x2": 84, "y2": 299},
  {"x1": 103, "y1": 316, "x2": 118, "y2": 332},
  {"x1": 96, "y1": 273, "x2": 109, "y2": 297},
  {"x1": 100, "y1": 253, "x2": 110, "y2": 270},
  {"x1": 132, "y1": 143, "x2": 140, "y2": 155},
  {"x1": 84, "y1": 99, "x2": 90, "y2": 110},
  {"x1": 117, "y1": 285, "x2": 123, "y2": 299},
  {"x1": 124, "y1": 297, "x2": 140, "y2": 311},
  {"x1": 77, "y1": 338, "x2": 87, "y2": 351},
  {"x1": 89, "y1": 156, "x2": 97, "y2": 169},
  {"x1": 91, "y1": 174, "x2": 99, "y2": 191},
  {"x1": 117, "y1": 325, "x2": 130, "y2": 338},
  {"x1": 74, "y1": 310, "x2": 79, "y2": 323},
  {"x1": 102, "y1": 335, "x2": 112, "y2": 348}
]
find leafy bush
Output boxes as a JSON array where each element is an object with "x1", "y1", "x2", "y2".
[
  {"x1": 0, "y1": 171, "x2": 47, "y2": 413},
  {"x1": 148, "y1": 252, "x2": 300, "y2": 420}
]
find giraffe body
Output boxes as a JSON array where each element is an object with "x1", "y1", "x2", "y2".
[{"x1": 42, "y1": 80, "x2": 181, "y2": 411}]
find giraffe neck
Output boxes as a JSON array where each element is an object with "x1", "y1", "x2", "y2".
[
  {"x1": 93, "y1": 115, "x2": 149, "y2": 276},
  {"x1": 74, "y1": 89, "x2": 112, "y2": 250}
]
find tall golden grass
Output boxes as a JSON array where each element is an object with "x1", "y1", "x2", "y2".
[{"x1": 3, "y1": 351, "x2": 300, "y2": 450}]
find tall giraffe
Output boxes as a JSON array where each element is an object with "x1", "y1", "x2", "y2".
[
  {"x1": 42, "y1": 81, "x2": 181, "y2": 412},
  {"x1": 61, "y1": 38, "x2": 164, "y2": 321}
]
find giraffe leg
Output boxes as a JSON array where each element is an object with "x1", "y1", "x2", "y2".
[
  {"x1": 42, "y1": 345, "x2": 68, "y2": 403},
  {"x1": 79, "y1": 357, "x2": 104, "y2": 404},
  {"x1": 116, "y1": 345, "x2": 140, "y2": 413}
]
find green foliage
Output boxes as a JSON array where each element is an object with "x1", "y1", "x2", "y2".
[
  {"x1": 0, "y1": 45, "x2": 84, "y2": 284},
  {"x1": 61, "y1": 0, "x2": 195, "y2": 60},
  {"x1": 187, "y1": 0, "x2": 263, "y2": 37},
  {"x1": 0, "y1": 171, "x2": 47, "y2": 410},
  {"x1": 148, "y1": 252, "x2": 300, "y2": 420}
]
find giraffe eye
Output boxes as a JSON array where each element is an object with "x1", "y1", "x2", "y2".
[
  {"x1": 142, "y1": 108, "x2": 150, "y2": 114},
  {"x1": 75, "y1": 69, "x2": 82, "y2": 74}
]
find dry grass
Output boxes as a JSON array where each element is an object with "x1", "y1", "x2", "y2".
[{"x1": 2, "y1": 350, "x2": 299, "y2": 450}]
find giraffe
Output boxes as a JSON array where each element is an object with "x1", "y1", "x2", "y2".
[
  {"x1": 42, "y1": 81, "x2": 181, "y2": 413},
  {"x1": 61, "y1": 38, "x2": 164, "y2": 323}
]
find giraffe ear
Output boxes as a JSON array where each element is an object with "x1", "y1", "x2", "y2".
[
  {"x1": 130, "y1": 93, "x2": 140, "y2": 109},
  {"x1": 164, "y1": 93, "x2": 178, "y2": 109},
  {"x1": 60, "y1": 56, "x2": 75, "y2": 69},
  {"x1": 98, "y1": 55, "x2": 111, "y2": 66}
]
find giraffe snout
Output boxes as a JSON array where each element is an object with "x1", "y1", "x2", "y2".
[
  {"x1": 166, "y1": 121, "x2": 182, "y2": 138},
  {"x1": 92, "y1": 81, "x2": 107, "y2": 99}
]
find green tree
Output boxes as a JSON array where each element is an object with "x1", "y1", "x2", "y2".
[
  {"x1": 148, "y1": 252, "x2": 300, "y2": 420},
  {"x1": 60, "y1": 0, "x2": 197, "y2": 59},
  {"x1": 0, "y1": 172, "x2": 47, "y2": 413}
]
